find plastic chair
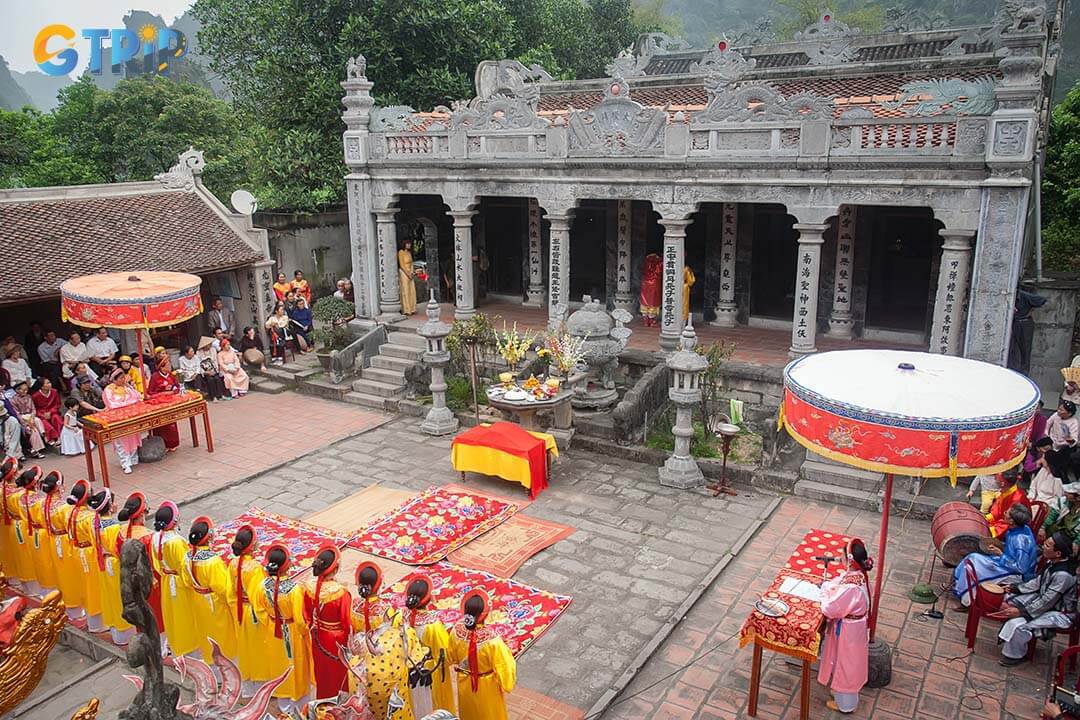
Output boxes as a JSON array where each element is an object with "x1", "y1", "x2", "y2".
[
  {"x1": 1031, "y1": 501, "x2": 1050, "y2": 534},
  {"x1": 1045, "y1": 645, "x2": 1080, "y2": 718}
]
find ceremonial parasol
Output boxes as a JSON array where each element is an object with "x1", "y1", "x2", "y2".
[
  {"x1": 60, "y1": 272, "x2": 204, "y2": 384},
  {"x1": 779, "y1": 349, "x2": 1040, "y2": 640}
]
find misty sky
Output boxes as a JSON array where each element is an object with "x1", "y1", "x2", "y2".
[{"x1": 4, "y1": 1, "x2": 194, "y2": 73}]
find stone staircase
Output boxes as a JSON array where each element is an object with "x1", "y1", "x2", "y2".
[
  {"x1": 794, "y1": 450, "x2": 884, "y2": 511},
  {"x1": 248, "y1": 354, "x2": 322, "y2": 394},
  {"x1": 344, "y1": 329, "x2": 426, "y2": 410}
]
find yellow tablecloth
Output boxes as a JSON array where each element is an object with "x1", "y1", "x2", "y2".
[{"x1": 450, "y1": 425, "x2": 558, "y2": 494}]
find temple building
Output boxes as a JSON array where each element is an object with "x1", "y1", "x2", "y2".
[{"x1": 341, "y1": 6, "x2": 1056, "y2": 366}]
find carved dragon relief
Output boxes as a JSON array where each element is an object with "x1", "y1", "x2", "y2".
[
  {"x1": 794, "y1": 11, "x2": 856, "y2": 65},
  {"x1": 940, "y1": 0, "x2": 1047, "y2": 56},
  {"x1": 879, "y1": 77, "x2": 998, "y2": 116},
  {"x1": 0, "y1": 588, "x2": 66, "y2": 716},
  {"x1": 429, "y1": 59, "x2": 553, "y2": 132},
  {"x1": 567, "y1": 77, "x2": 668, "y2": 156},
  {"x1": 153, "y1": 147, "x2": 206, "y2": 190},
  {"x1": 606, "y1": 32, "x2": 690, "y2": 77}
]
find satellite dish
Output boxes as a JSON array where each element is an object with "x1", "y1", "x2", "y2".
[{"x1": 230, "y1": 189, "x2": 258, "y2": 215}]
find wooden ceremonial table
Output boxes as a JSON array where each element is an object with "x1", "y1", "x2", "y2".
[
  {"x1": 79, "y1": 391, "x2": 213, "y2": 488},
  {"x1": 739, "y1": 528, "x2": 852, "y2": 720}
]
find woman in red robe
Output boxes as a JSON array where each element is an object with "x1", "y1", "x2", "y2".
[
  {"x1": 303, "y1": 543, "x2": 352, "y2": 699},
  {"x1": 986, "y1": 470, "x2": 1031, "y2": 537},
  {"x1": 146, "y1": 357, "x2": 180, "y2": 451},
  {"x1": 30, "y1": 379, "x2": 63, "y2": 444},
  {"x1": 639, "y1": 253, "x2": 663, "y2": 327}
]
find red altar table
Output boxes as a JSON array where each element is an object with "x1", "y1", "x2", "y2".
[
  {"x1": 739, "y1": 528, "x2": 852, "y2": 720},
  {"x1": 450, "y1": 422, "x2": 553, "y2": 499},
  {"x1": 79, "y1": 391, "x2": 212, "y2": 488}
]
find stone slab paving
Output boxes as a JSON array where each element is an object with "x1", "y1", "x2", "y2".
[
  {"x1": 179, "y1": 415, "x2": 779, "y2": 715},
  {"x1": 604, "y1": 497, "x2": 1052, "y2": 720},
  {"x1": 29, "y1": 391, "x2": 390, "y2": 505}
]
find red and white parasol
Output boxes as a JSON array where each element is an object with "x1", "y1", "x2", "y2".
[{"x1": 779, "y1": 349, "x2": 1041, "y2": 637}]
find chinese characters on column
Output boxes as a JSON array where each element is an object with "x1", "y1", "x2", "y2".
[
  {"x1": 454, "y1": 224, "x2": 466, "y2": 308},
  {"x1": 528, "y1": 199, "x2": 542, "y2": 290},
  {"x1": 549, "y1": 230, "x2": 563, "y2": 310},
  {"x1": 938, "y1": 259, "x2": 960, "y2": 354},
  {"x1": 719, "y1": 203, "x2": 736, "y2": 304},
  {"x1": 616, "y1": 200, "x2": 631, "y2": 304},
  {"x1": 794, "y1": 251, "x2": 814, "y2": 341},
  {"x1": 833, "y1": 205, "x2": 854, "y2": 314},
  {"x1": 662, "y1": 242, "x2": 678, "y2": 329},
  {"x1": 377, "y1": 220, "x2": 390, "y2": 300}
]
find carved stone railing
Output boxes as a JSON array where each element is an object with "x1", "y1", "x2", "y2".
[{"x1": 367, "y1": 112, "x2": 993, "y2": 164}]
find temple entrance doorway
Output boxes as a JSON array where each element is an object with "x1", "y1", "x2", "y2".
[
  {"x1": 749, "y1": 205, "x2": 798, "y2": 321},
  {"x1": 480, "y1": 198, "x2": 526, "y2": 299},
  {"x1": 864, "y1": 207, "x2": 935, "y2": 335},
  {"x1": 570, "y1": 201, "x2": 607, "y2": 303}
]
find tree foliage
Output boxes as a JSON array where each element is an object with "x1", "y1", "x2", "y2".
[{"x1": 1042, "y1": 79, "x2": 1080, "y2": 272}]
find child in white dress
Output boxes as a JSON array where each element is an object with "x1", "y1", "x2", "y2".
[{"x1": 59, "y1": 398, "x2": 86, "y2": 455}]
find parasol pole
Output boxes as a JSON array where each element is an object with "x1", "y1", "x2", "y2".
[{"x1": 868, "y1": 472, "x2": 893, "y2": 641}]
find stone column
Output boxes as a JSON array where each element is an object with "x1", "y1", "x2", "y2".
[
  {"x1": 659, "y1": 218, "x2": 692, "y2": 351},
  {"x1": 614, "y1": 200, "x2": 635, "y2": 314},
  {"x1": 418, "y1": 291, "x2": 458, "y2": 436},
  {"x1": 826, "y1": 205, "x2": 857, "y2": 339},
  {"x1": 524, "y1": 199, "x2": 544, "y2": 307},
  {"x1": 547, "y1": 214, "x2": 572, "y2": 329},
  {"x1": 658, "y1": 321, "x2": 709, "y2": 489},
  {"x1": 712, "y1": 203, "x2": 738, "y2": 327},
  {"x1": 790, "y1": 222, "x2": 830, "y2": 356},
  {"x1": 341, "y1": 57, "x2": 377, "y2": 321},
  {"x1": 450, "y1": 210, "x2": 477, "y2": 320},
  {"x1": 930, "y1": 230, "x2": 976, "y2": 356},
  {"x1": 375, "y1": 207, "x2": 404, "y2": 322}
]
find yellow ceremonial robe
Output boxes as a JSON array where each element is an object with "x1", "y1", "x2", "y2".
[
  {"x1": 226, "y1": 555, "x2": 268, "y2": 681},
  {"x1": 358, "y1": 608, "x2": 425, "y2": 720},
  {"x1": 100, "y1": 523, "x2": 149, "y2": 631},
  {"x1": 188, "y1": 548, "x2": 237, "y2": 660},
  {"x1": 249, "y1": 574, "x2": 313, "y2": 701},
  {"x1": 0, "y1": 486, "x2": 16, "y2": 579},
  {"x1": 4, "y1": 488, "x2": 34, "y2": 583},
  {"x1": 26, "y1": 494, "x2": 59, "y2": 590},
  {"x1": 72, "y1": 509, "x2": 105, "y2": 619},
  {"x1": 398, "y1": 249, "x2": 417, "y2": 315},
  {"x1": 417, "y1": 614, "x2": 456, "y2": 714},
  {"x1": 682, "y1": 266, "x2": 695, "y2": 321},
  {"x1": 447, "y1": 624, "x2": 516, "y2": 720},
  {"x1": 126, "y1": 367, "x2": 145, "y2": 395},
  {"x1": 46, "y1": 502, "x2": 85, "y2": 610},
  {"x1": 152, "y1": 530, "x2": 200, "y2": 656}
]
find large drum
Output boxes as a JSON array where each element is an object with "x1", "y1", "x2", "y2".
[{"x1": 932, "y1": 501, "x2": 991, "y2": 567}]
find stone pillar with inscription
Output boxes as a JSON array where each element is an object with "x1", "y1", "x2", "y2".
[
  {"x1": 547, "y1": 214, "x2": 572, "y2": 329},
  {"x1": 341, "y1": 54, "x2": 378, "y2": 321},
  {"x1": 614, "y1": 200, "x2": 635, "y2": 314},
  {"x1": 659, "y1": 216, "x2": 693, "y2": 352},
  {"x1": 711, "y1": 203, "x2": 738, "y2": 327},
  {"x1": 450, "y1": 210, "x2": 477, "y2": 320},
  {"x1": 524, "y1": 199, "x2": 545, "y2": 307},
  {"x1": 930, "y1": 230, "x2": 975, "y2": 356},
  {"x1": 790, "y1": 223, "x2": 830, "y2": 356},
  {"x1": 375, "y1": 207, "x2": 404, "y2": 322},
  {"x1": 826, "y1": 205, "x2": 856, "y2": 339}
]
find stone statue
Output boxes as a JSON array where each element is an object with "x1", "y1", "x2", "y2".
[
  {"x1": 118, "y1": 539, "x2": 191, "y2": 720},
  {"x1": 565, "y1": 298, "x2": 633, "y2": 409},
  {"x1": 347, "y1": 53, "x2": 368, "y2": 80},
  {"x1": 153, "y1": 147, "x2": 205, "y2": 190}
]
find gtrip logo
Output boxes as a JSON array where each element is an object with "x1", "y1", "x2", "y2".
[{"x1": 34, "y1": 24, "x2": 187, "y2": 77}]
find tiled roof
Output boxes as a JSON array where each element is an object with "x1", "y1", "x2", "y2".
[
  {"x1": 537, "y1": 70, "x2": 997, "y2": 118},
  {"x1": 0, "y1": 189, "x2": 263, "y2": 304}
]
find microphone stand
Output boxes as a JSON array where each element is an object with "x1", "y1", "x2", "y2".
[{"x1": 921, "y1": 552, "x2": 944, "y2": 620}]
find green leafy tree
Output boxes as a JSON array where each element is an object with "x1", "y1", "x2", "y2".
[
  {"x1": 1042, "y1": 80, "x2": 1080, "y2": 272},
  {"x1": 0, "y1": 108, "x2": 103, "y2": 187}
]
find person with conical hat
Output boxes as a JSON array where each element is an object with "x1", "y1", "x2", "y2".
[
  {"x1": 67, "y1": 479, "x2": 105, "y2": 631},
  {"x1": 303, "y1": 543, "x2": 352, "y2": 699},
  {"x1": 447, "y1": 589, "x2": 516, "y2": 720},
  {"x1": 24, "y1": 466, "x2": 60, "y2": 596},
  {"x1": 818, "y1": 537, "x2": 873, "y2": 714},
  {"x1": 350, "y1": 561, "x2": 424, "y2": 720},
  {"x1": 249, "y1": 543, "x2": 313, "y2": 713},
  {"x1": 226, "y1": 524, "x2": 267, "y2": 694},
  {"x1": 403, "y1": 574, "x2": 454, "y2": 716},
  {"x1": 84, "y1": 488, "x2": 116, "y2": 633},
  {"x1": 99, "y1": 492, "x2": 150, "y2": 645},
  {"x1": 185, "y1": 515, "x2": 237, "y2": 660},
  {"x1": 41, "y1": 470, "x2": 86, "y2": 620},
  {"x1": 150, "y1": 501, "x2": 190, "y2": 656}
]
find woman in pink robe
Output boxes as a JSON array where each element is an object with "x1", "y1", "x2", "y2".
[
  {"x1": 102, "y1": 369, "x2": 143, "y2": 474},
  {"x1": 30, "y1": 379, "x2": 63, "y2": 444},
  {"x1": 818, "y1": 538, "x2": 872, "y2": 714}
]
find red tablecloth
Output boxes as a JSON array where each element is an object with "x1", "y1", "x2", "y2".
[
  {"x1": 81, "y1": 391, "x2": 201, "y2": 428},
  {"x1": 738, "y1": 528, "x2": 853, "y2": 662},
  {"x1": 451, "y1": 422, "x2": 548, "y2": 498}
]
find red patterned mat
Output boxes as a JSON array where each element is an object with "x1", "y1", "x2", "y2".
[
  {"x1": 350, "y1": 486, "x2": 518, "y2": 565},
  {"x1": 375, "y1": 561, "x2": 572, "y2": 657},
  {"x1": 211, "y1": 507, "x2": 350, "y2": 572}
]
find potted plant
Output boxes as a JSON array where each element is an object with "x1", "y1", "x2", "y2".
[{"x1": 310, "y1": 296, "x2": 355, "y2": 371}]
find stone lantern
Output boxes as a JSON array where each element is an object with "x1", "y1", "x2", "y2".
[
  {"x1": 417, "y1": 291, "x2": 458, "y2": 436},
  {"x1": 658, "y1": 320, "x2": 708, "y2": 488},
  {"x1": 565, "y1": 297, "x2": 633, "y2": 409}
]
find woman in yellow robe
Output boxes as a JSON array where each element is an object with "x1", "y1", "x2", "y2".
[
  {"x1": 10, "y1": 467, "x2": 44, "y2": 596},
  {"x1": 100, "y1": 492, "x2": 150, "y2": 645},
  {"x1": 682, "y1": 265, "x2": 695, "y2": 322},
  {"x1": 404, "y1": 574, "x2": 455, "y2": 715},
  {"x1": 398, "y1": 240, "x2": 418, "y2": 315},
  {"x1": 68, "y1": 480, "x2": 106, "y2": 632},
  {"x1": 25, "y1": 468, "x2": 60, "y2": 595},
  {"x1": 186, "y1": 516, "x2": 237, "y2": 660},
  {"x1": 225, "y1": 524, "x2": 269, "y2": 693},
  {"x1": 0, "y1": 458, "x2": 22, "y2": 588},
  {"x1": 150, "y1": 502, "x2": 198, "y2": 657},
  {"x1": 249, "y1": 544, "x2": 312, "y2": 713},
  {"x1": 447, "y1": 590, "x2": 516, "y2": 720},
  {"x1": 42, "y1": 471, "x2": 86, "y2": 619}
]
